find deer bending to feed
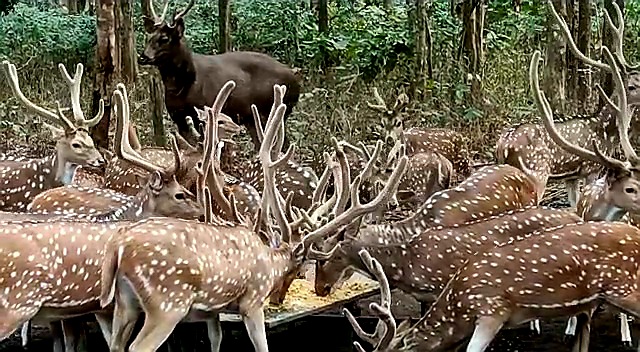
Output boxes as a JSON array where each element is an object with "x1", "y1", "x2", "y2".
[
  {"x1": 496, "y1": 1, "x2": 640, "y2": 208},
  {"x1": 314, "y1": 206, "x2": 583, "y2": 303},
  {"x1": 139, "y1": 0, "x2": 301, "y2": 149},
  {"x1": 347, "y1": 220, "x2": 640, "y2": 352},
  {"x1": 26, "y1": 84, "x2": 203, "y2": 222},
  {"x1": 0, "y1": 60, "x2": 105, "y2": 211},
  {"x1": 98, "y1": 81, "x2": 408, "y2": 352}
]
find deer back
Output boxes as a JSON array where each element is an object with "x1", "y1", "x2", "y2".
[
  {"x1": 417, "y1": 164, "x2": 538, "y2": 227},
  {"x1": 395, "y1": 151, "x2": 453, "y2": 209},
  {"x1": 242, "y1": 156, "x2": 318, "y2": 210},
  {"x1": 403, "y1": 127, "x2": 471, "y2": 179}
]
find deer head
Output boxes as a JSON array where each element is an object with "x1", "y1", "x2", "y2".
[
  {"x1": 1, "y1": 60, "x2": 105, "y2": 171},
  {"x1": 139, "y1": 0, "x2": 195, "y2": 65},
  {"x1": 112, "y1": 83, "x2": 203, "y2": 220}
]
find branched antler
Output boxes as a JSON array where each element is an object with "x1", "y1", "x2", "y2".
[{"x1": 343, "y1": 249, "x2": 397, "y2": 352}]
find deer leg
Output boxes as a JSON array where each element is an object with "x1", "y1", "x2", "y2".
[
  {"x1": 20, "y1": 321, "x2": 30, "y2": 348},
  {"x1": 569, "y1": 311, "x2": 592, "y2": 352},
  {"x1": 242, "y1": 307, "x2": 268, "y2": 352},
  {"x1": 127, "y1": 311, "x2": 185, "y2": 352},
  {"x1": 466, "y1": 315, "x2": 507, "y2": 352},
  {"x1": 109, "y1": 280, "x2": 141, "y2": 352},
  {"x1": 206, "y1": 314, "x2": 223, "y2": 352},
  {"x1": 61, "y1": 319, "x2": 79, "y2": 352},
  {"x1": 620, "y1": 313, "x2": 632, "y2": 346},
  {"x1": 95, "y1": 312, "x2": 114, "y2": 348},
  {"x1": 50, "y1": 321, "x2": 65, "y2": 352},
  {"x1": 565, "y1": 316, "x2": 577, "y2": 337}
]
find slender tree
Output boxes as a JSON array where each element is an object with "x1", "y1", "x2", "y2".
[{"x1": 219, "y1": 0, "x2": 232, "y2": 53}]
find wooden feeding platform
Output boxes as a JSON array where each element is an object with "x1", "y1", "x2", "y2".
[{"x1": 220, "y1": 275, "x2": 380, "y2": 329}]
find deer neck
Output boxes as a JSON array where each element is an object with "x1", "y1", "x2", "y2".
[
  {"x1": 157, "y1": 46, "x2": 196, "y2": 96},
  {"x1": 53, "y1": 148, "x2": 80, "y2": 186}
]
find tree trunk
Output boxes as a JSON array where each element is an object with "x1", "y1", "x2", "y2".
[
  {"x1": 576, "y1": 0, "x2": 591, "y2": 113},
  {"x1": 543, "y1": 0, "x2": 567, "y2": 113},
  {"x1": 459, "y1": 0, "x2": 486, "y2": 105},
  {"x1": 218, "y1": 0, "x2": 232, "y2": 53},
  {"x1": 384, "y1": 0, "x2": 394, "y2": 10},
  {"x1": 115, "y1": 0, "x2": 137, "y2": 84},
  {"x1": 411, "y1": 0, "x2": 433, "y2": 98},
  {"x1": 565, "y1": 0, "x2": 578, "y2": 113},
  {"x1": 600, "y1": 0, "x2": 625, "y2": 108},
  {"x1": 318, "y1": 0, "x2": 329, "y2": 68},
  {"x1": 513, "y1": 0, "x2": 521, "y2": 13},
  {"x1": 92, "y1": 0, "x2": 118, "y2": 150},
  {"x1": 150, "y1": 76, "x2": 167, "y2": 147}
]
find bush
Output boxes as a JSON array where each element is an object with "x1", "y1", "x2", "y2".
[{"x1": 0, "y1": 3, "x2": 96, "y2": 67}]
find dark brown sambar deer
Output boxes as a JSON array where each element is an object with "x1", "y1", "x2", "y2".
[{"x1": 139, "y1": 0, "x2": 302, "y2": 149}]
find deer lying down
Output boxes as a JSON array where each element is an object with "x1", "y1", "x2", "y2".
[{"x1": 346, "y1": 221, "x2": 640, "y2": 352}]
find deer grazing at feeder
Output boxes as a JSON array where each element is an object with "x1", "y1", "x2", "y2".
[
  {"x1": 25, "y1": 83, "x2": 204, "y2": 222},
  {"x1": 0, "y1": 60, "x2": 105, "y2": 211},
  {"x1": 495, "y1": 0, "x2": 640, "y2": 208},
  {"x1": 98, "y1": 81, "x2": 408, "y2": 352},
  {"x1": 346, "y1": 220, "x2": 640, "y2": 352},
  {"x1": 139, "y1": 0, "x2": 301, "y2": 148},
  {"x1": 314, "y1": 206, "x2": 583, "y2": 302}
]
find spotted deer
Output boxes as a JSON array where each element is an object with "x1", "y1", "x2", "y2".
[
  {"x1": 347, "y1": 220, "x2": 640, "y2": 352},
  {"x1": 0, "y1": 84, "x2": 208, "y2": 352},
  {"x1": 25, "y1": 84, "x2": 203, "y2": 222},
  {"x1": 98, "y1": 82, "x2": 408, "y2": 352},
  {"x1": 0, "y1": 60, "x2": 105, "y2": 211},
  {"x1": 314, "y1": 206, "x2": 583, "y2": 302},
  {"x1": 496, "y1": 1, "x2": 640, "y2": 208},
  {"x1": 368, "y1": 87, "x2": 472, "y2": 181}
]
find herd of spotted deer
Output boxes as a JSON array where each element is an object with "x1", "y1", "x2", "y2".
[{"x1": 0, "y1": 0, "x2": 640, "y2": 352}]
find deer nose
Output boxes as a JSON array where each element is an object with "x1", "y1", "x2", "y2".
[
  {"x1": 316, "y1": 284, "x2": 332, "y2": 297},
  {"x1": 138, "y1": 54, "x2": 152, "y2": 65},
  {"x1": 90, "y1": 156, "x2": 106, "y2": 168}
]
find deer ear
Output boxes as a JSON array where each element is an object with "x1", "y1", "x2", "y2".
[
  {"x1": 173, "y1": 17, "x2": 185, "y2": 38},
  {"x1": 44, "y1": 122, "x2": 65, "y2": 140},
  {"x1": 143, "y1": 16, "x2": 156, "y2": 33}
]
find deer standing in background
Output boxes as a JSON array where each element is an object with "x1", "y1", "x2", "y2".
[
  {"x1": 347, "y1": 220, "x2": 640, "y2": 352},
  {"x1": 368, "y1": 87, "x2": 472, "y2": 181},
  {"x1": 495, "y1": 0, "x2": 640, "y2": 208},
  {"x1": 98, "y1": 82, "x2": 408, "y2": 352},
  {"x1": 0, "y1": 60, "x2": 105, "y2": 211},
  {"x1": 26, "y1": 84, "x2": 203, "y2": 222},
  {"x1": 138, "y1": 0, "x2": 301, "y2": 148}
]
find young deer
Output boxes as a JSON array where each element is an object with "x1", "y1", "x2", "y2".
[
  {"x1": 347, "y1": 220, "x2": 640, "y2": 352},
  {"x1": 495, "y1": 0, "x2": 640, "y2": 208},
  {"x1": 98, "y1": 83, "x2": 408, "y2": 352},
  {"x1": 26, "y1": 84, "x2": 203, "y2": 222},
  {"x1": 0, "y1": 60, "x2": 105, "y2": 211}
]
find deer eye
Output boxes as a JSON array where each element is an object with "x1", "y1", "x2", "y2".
[
  {"x1": 174, "y1": 192, "x2": 185, "y2": 200},
  {"x1": 158, "y1": 35, "x2": 170, "y2": 44},
  {"x1": 71, "y1": 143, "x2": 82, "y2": 149},
  {"x1": 625, "y1": 187, "x2": 636, "y2": 194}
]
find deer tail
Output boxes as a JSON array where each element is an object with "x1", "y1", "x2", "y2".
[{"x1": 99, "y1": 238, "x2": 125, "y2": 308}]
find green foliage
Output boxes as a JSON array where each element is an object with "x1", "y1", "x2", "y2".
[{"x1": 0, "y1": 2, "x2": 95, "y2": 66}]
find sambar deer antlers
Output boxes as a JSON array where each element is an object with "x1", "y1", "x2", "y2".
[
  {"x1": 347, "y1": 221, "x2": 640, "y2": 352},
  {"x1": 496, "y1": 0, "x2": 640, "y2": 208},
  {"x1": 0, "y1": 60, "x2": 105, "y2": 211},
  {"x1": 98, "y1": 82, "x2": 408, "y2": 352}
]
